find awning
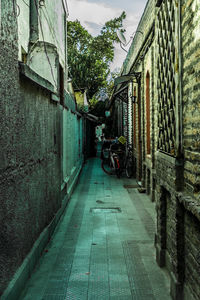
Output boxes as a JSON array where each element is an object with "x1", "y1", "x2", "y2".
[
  {"x1": 107, "y1": 72, "x2": 141, "y2": 109},
  {"x1": 107, "y1": 84, "x2": 128, "y2": 109}
]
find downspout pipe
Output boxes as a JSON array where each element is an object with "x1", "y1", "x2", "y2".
[
  {"x1": 178, "y1": 0, "x2": 183, "y2": 156},
  {"x1": 29, "y1": 0, "x2": 39, "y2": 47}
]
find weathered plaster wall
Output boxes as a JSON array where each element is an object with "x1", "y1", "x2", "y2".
[
  {"x1": 0, "y1": 60, "x2": 61, "y2": 300},
  {"x1": 39, "y1": 0, "x2": 67, "y2": 67},
  {"x1": 62, "y1": 107, "x2": 83, "y2": 189},
  {"x1": 1, "y1": 0, "x2": 84, "y2": 297},
  {"x1": 0, "y1": 1, "x2": 60, "y2": 295},
  {"x1": 17, "y1": 0, "x2": 30, "y2": 58},
  {"x1": 17, "y1": 0, "x2": 67, "y2": 68},
  {"x1": 17, "y1": 0, "x2": 67, "y2": 92},
  {"x1": 0, "y1": 79, "x2": 61, "y2": 294}
]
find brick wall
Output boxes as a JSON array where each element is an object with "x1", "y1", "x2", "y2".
[
  {"x1": 124, "y1": 1, "x2": 200, "y2": 299},
  {"x1": 182, "y1": 0, "x2": 200, "y2": 196},
  {"x1": 181, "y1": 2, "x2": 200, "y2": 297},
  {"x1": 184, "y1": 211, "x2": 200, "y2": 299}
]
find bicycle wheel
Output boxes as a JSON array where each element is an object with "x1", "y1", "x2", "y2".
[
  {"x1": 114, "y1": 158, "x2": 121, "y2": 178},
  {"x1": 101, "y1": 158, "x2": 113, "y2": 175},
  {"x1": 125, "y1": 158, "x2": 133, "y2": 178}
]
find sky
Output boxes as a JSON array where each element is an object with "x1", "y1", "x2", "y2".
[{"x1": 67, "y1": 0, "x2": 148, "y2": 71}]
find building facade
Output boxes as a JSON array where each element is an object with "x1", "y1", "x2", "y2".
[
  {"x1": 0, "y1": 0, "x2": 84, "y2": 298},
  {"x1": 110, "y1": 0, "x2": 200, "y2": 299}
]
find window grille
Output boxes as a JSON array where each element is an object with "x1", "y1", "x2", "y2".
[
  {"x1": 123, "y1": 102, "x2": 128, "y2": 140},
  {"x1": 157, "y1": 0, "x2": 179, "y2": 156}
]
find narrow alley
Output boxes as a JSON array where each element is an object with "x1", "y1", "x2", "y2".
[
  {"x1": 19, "y1": 152, "x2": 171, "y2": 300},
  {"x1": 1, "y1": 1, "x2": 200, "y2": 300}
]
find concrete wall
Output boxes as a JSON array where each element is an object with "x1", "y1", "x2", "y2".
[
  {"x1": 17, "y1": 0, "x2": 30, "y2": 56},
  {"x1": 61, "y1": 107, "x2": 84, "y2": 198},
  {"x1": 17, "y1": 0, "x2": 67, "y2": 68},
  {"x1": 17, "y1": 0, "x2": 68, "y2": 91},
  {"x1": 0, "y1": 2, "x2": 61, "y2": 294},
  {"x1": 0, "y1": 0, "x2": 84, "y2": 297}
]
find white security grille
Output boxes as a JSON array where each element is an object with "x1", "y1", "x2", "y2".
[
  {"x1": 123, "y1": 102, "x2": 128, "y2": 140},
  {"x1": 127, "y1": 82, "x2": 133, "y2": 145}
]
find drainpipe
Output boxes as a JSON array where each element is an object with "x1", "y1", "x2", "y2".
[
  {"x1": 178, "y1": 0, "x2": 183, "y2": 156},
  {"x1": 29, "y1": 0, "x2": 39, "y2": 47}
]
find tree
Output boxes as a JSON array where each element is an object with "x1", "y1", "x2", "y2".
[{"x1": 67, "y1": 12, "x2": 126, "y2": 99}]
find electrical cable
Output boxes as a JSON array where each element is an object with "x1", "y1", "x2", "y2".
[
  {"x1": 42, "y1": 7, "x2": 65, "y2": 58},
  {"x1": 21, "y1": 0, "x2": 29, "y2": 7}
]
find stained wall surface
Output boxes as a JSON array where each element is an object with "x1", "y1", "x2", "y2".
[{"x1": 0, "y1": 1, "x2": 83, "y2": 296}]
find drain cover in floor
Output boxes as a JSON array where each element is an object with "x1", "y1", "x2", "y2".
[
  {"x1": 123, "y1": 184, "x2": 139, "y2": 189},
  {"x1": 90, "y1": 207, "x2": 122, "y2": 213}
]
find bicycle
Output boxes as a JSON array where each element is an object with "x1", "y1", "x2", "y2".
[{"x1": 101, "y1": 141, "x2": 125, "y2": 178}]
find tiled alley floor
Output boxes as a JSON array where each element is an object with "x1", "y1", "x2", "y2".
[{"x1": 20, "y1": 157, "x2": 171, "y2": 300}]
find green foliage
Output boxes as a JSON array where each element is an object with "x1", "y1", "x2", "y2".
[
  {"x1": 102, "y1": 70, "x2": 121, "y2": 99},
  {"x1": 67, "y1": 12, "x2": 126, "y2": 99},
  {"x1": 89, "y1": 96, "x2": 99, "y2": 110},
  {"x1": 89, "y1": 99, "x2": 107, "y2": 119}
]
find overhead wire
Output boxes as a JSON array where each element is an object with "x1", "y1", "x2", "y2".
[
  {"x1": 41, "y1": 7, "x2": 65, "y2": 59},
  {"x1": 21, "y1": 0, "x2": 29, "y2": 7}
]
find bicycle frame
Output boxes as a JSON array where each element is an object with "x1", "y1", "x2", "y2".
[
  {"x1": 101, "y1": 141, "x2": 133, "y2": 178},
  {"x1": 101, "y1": 143, "x2": 123, "y2": 178}
]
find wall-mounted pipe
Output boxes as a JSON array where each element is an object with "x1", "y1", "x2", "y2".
[
  {"x1": 29, "y1": 0, "x2": 39, "y2": 46},
  {"x1": 178, "y1": 0, "x2": 183, "y2": 156}
]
